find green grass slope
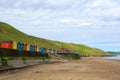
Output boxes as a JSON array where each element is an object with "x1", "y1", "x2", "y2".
[{"x1": 0, "y1": 22, "x2": 110, "y2": 56}]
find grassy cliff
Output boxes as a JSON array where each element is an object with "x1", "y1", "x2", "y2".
[{"x1": 0, "y1": 22, "x2": 110, "y2": 56}]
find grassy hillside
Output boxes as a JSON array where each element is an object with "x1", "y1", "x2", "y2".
[{"x1": 0, "y1": 22, "x2": 110, "y2": 56}]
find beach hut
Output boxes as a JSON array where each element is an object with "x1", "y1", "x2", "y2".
[
  {"x1": 51, "y1": 49, "x2": 54, "y2": 54},
  {"x1": 30, "y1": 45, "x2": 35, "y2": 52},
  {"x1": 24, "y1": 43, "x2": 27, "y2": 51},
  {"x1": 34, "y1": 46, "x2": 39, "y2": 52},
  {"x1": 39, "y1": 47, "x2": 46, "y2": 53},
  {"x1": 26, "y1": 44, "x2": 30, "y2": 51},
  {"x1": 53, "y1": 50, "x2": 56, "y2": 54},
  {"x1": 17, "y1": 42, "x2": 24, "y2": 51},
  {"x1": 47, "y1": 48, "x2": 51, "y2": 53},
  {"x1": 37, "y1": 46, "x2": 39, "y2": 52},
  {"x1": 60, "y1": 48, "x2": 70, "y2": 53},
  {"x1": 1, "y1": 40, "x2": 13, "y2": 49},
  {"x1": 17, "y1": 42, "x2": 22, "y2": 51},
  {"x1": 60, "y1": 48, "x2": 64, "y2": 53},
  {"x1": 55, "y1": 50, "x2": 59, "y2": 54},
  {"x1": 57, "y1": 50, "x2": 60, "y2": 54},
  {"x1": 47, "y1": 48, "x2": 52, "y2": 53},
  {"x1": 46, "y1": 48, "x2": 49, "y2": 53},
  {"x1": 12, "y1": 41, "x2": 17, "y2": 49},
  {"x1": 21, "y1": 43, "x2": 24, "y2": 50}
]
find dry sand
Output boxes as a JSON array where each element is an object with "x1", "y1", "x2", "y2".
[{"x1": 0, "y1": 57, "x2": 120, "y2": 80}]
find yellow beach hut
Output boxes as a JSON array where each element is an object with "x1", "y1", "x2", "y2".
[
  {"x1": 27, "y1": 44, "x2": 30, "y2": 51},
  {"x1": 12, "y1": 41, "x2": 17, "y2": 49},
  {"x1": 37, "y1": 46, "x2": 39, "y2": 52}
]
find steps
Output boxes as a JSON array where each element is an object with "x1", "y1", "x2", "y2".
[{"x1": 48, "y1": 53, "x2": 64, "y2": 60}]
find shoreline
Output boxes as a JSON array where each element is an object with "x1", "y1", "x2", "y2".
[{"x1": 103, "y1": 55, "x2": 120, "y2": 60}]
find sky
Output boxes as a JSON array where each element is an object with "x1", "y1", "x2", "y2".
[{"x1": 0, "y1": 0, "x2": 120, "y2": 51}]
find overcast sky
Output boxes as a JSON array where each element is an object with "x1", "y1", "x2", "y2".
[{"x1": 0, "y1": 0, "x2": 120, "y2": 51}]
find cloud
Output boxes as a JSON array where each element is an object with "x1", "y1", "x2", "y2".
[
  {"x1": 59, "y1": 18, "x2": 93, "y2": 27},
  {"x1": 0, "y1": 0, "x2": 120, "y2": 51},
  {"x1": 45, "y1": 0, "x2": 70, "y2": 6}
]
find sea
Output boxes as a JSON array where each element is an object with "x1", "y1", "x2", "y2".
[{"x1": 103, "y1": 55, "x2": 120, "y2": 60}]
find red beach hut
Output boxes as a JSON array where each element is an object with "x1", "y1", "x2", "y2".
[
  {"x1": 24, "y1": 43, "x2": 27, "y2": 51},
  {"x1": 1, "y1": 40, "x2": 13, "y2": 49}
]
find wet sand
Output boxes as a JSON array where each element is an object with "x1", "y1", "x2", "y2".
[{"x1": 0, "y1": 57, "x2": 120, "y2": 80}]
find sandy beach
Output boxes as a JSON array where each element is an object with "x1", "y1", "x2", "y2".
[{"x1": 0, "y1": 57, "x2": 120, "y2": 80}]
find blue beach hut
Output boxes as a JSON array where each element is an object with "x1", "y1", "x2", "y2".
[
  {"x1": 39, "y1": 47, "x2": 46, "y2": 53},
  {"x1": 30, "y1": 45, "x2": 35, "y2": 52},
  {"x1": 17, "y1": 42, "x2": 24, "y2": 51}
]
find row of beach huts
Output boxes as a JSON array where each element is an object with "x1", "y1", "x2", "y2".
[{"x1": 0, "y1": 40, "x2": 72, "y2": 54}]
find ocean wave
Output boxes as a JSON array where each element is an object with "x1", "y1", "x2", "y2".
[{"x1": 103, "y1": 55, "x2": 120, "y2": 60}]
